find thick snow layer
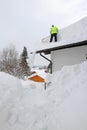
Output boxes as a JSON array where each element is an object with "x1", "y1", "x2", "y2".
[
  {"x1": 0, "y1": 61, "x2": 87, "y2": 130},
  {"x1": 36, "y1": 17, "x2": 87, "y2": 52}
]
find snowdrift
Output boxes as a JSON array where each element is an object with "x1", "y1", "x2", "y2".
[{"x1": 0, "y1": 61, "x2": 87, "y2": 130}]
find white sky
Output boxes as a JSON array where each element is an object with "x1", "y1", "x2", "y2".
[{"x1": 0, "y1": 0, "x2": 87, "y2": 52}]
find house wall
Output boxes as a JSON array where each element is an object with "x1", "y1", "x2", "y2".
[{"x1": 51, "y1": 45, "x2": 87, "y2": 72}]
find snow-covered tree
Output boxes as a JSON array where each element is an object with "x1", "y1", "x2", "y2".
[
  {"x1": 19, "y1": 46, "x2": 30, "y2": 78},
  {"x1": 0, "y1": 45, "x2": 18, "y2": 76}
]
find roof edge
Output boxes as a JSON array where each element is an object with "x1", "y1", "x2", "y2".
[{"x1": 36, "y1": 40, "x2": 87, "y2": 54}]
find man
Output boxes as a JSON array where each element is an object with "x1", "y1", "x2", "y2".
[{"x1": 50, "y1": 25, "x2": 58, "y2": 42}]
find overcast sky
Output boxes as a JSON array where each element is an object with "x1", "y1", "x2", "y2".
[{"x1": 0, "y1": 0, "x2": 87, "y2": 53}]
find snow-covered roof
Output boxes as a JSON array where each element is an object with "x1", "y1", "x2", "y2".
[
  {"x1": 36, "y1": 17, "x2": 87, "y2": 54},
  {"x1": 28, "y1": 70, "x2": 47, "y2": 80}
]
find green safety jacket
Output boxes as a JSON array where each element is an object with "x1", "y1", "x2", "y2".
[{"x1": 50, "y1": 26, "x2": 58, "y2": 34}]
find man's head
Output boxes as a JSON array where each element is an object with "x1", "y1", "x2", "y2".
[{"x1": 52, "y1": 25, "x2": 54, "y2": 27}]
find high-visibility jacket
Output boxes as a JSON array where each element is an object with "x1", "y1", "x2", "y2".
[{"x1": 50, "y1": 26, "x2": 58, "y2": 34}]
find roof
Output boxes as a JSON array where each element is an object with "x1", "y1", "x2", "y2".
[
  {"x1": 28, "y1": 70, "x2": 47, "y2": 82},
  {"x1": 28, "y1": 75, "x2": 45, "y2": 82},
  {"x1": 36, "y1": 17, "x2": 87, "y2": 54}
]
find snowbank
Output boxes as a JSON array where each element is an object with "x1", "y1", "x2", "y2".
[
  {"x1": 0, "y1": 61, "x2": 87, "y2": 130},
  {"x1": 0, "y1": 72, "x2": 22, "y2": 129}
]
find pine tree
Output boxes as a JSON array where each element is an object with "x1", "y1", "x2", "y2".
[
  {"x1": 21, "y1": 46, "x2": 28, "y2": 59},
  {"x1": 19, "y1": 46, "x2": 30, "y2": 78}
]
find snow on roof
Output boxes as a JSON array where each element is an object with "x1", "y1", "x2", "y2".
[{"x1": 36, "y1": 17, "x2": 87, "y2": 54}]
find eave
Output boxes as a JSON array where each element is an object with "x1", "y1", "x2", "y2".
[{"x1": 36, "y1": 40, "x2": 87, "y2": 55}]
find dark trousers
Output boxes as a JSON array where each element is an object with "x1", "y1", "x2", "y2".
[{"x1": 50, "y1": 33, "x2": 57, "y2": 42}]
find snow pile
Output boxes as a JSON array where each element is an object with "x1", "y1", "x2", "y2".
[
  {"x1": 0, "y1": 73, "x2": 22, "y2": 129},
  {"x1": 0, "y1": 61, "x2": 87, "y2": 130},
  {"x1": 46, "y1": 62, "x2": 87, "y2": 130}
]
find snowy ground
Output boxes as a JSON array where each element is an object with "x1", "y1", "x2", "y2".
[{"x1": 0, "y1": 61, "x2": 87, "y2": 130}]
